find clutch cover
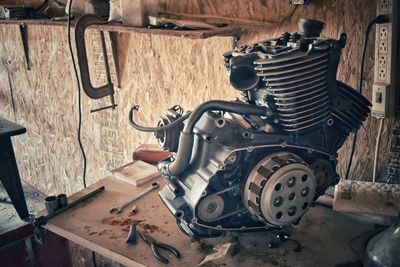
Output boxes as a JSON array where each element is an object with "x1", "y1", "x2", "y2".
[{"x1": 244, "y1": 152, "x2": 316, "y2": 226}]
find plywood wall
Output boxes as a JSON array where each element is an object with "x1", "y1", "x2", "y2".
[{"x1": 0, "y1": 0, "x2": 396, "y2": 196}]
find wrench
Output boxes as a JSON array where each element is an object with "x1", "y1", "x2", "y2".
[{"x1": 110, "y1": 182, "x2": 159, "y2": 214}]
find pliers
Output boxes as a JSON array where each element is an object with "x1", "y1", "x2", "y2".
[{"x1": 138, "y1": 231, "x2": 181, "y2": 264}]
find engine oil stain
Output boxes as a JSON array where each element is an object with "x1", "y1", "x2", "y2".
[
  {"x1": 141, "y1": 224, "x2": 168, "y2": 234},
  {"x1": 98, "y1": 229, "x2": 113, "y2": 236},
  {"x1": 100, "y1": 217, "x2": 115, "y2": 225},
  {"x1": 143, "y1": 223, "x2": 158, "y2": 233},
  {"x1": 99, "y1": 217, "x2": 168, "y2": 236},
  {"x1": 101, "y1": 216, "x2": 145, "y2": 227}
]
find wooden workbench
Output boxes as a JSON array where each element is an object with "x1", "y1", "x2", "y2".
[
  {"x1": 44, "y1": 176, "x2": 202, "y2": 267},
  {"x1": 44, "y1": 176, "x2": 376, "y2": 267}
]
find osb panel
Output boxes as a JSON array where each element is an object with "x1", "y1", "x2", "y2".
[
  {"x1": 0, "y1": 0, "x2": 395, "y2": 196},
  {"x1": 0, "y1": 25, "x2": 233, "y2": 194}
]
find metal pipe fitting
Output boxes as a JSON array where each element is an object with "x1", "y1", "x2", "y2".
[
  {"x1": 45, "y1": 196, "x2": 59, "y2": 215},
  {"x1": 57, "y1": 193, "x2": 68, "y2": 207}
]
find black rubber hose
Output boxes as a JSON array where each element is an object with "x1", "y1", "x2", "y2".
[
  {"x1": 128, "y1": 106, "x2": 191, "y2": 132},
  {"x1": 168, "y1": 100, "x2": 268, "y2": 176}
]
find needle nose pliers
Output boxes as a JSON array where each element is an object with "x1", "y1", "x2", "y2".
[{"x1": 138, "y1": 231, "x2": 181, "y2": 264}]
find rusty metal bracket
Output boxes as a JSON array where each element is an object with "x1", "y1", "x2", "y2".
[
  {"x1": 108, "y1": 31, "x2": 121, "y2": 88},
  {"x1": 75, "y1": 14, "x2": 117, "y2": 112},
  {"x1": 19, "y1": 25, "x2": 30, "y2": 70}
]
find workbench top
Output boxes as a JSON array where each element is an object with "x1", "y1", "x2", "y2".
[
  {"x1": 45, "y1": 176, "x2": 199, "y2": 267},
  {"x1": 44, "y1": 176, "x2": 375, "y2": 267}
]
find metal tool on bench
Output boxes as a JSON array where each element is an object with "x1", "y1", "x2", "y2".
[
  {"x1": 110, "y1": 182, "x2": 159, "y2": 214},
  {"x1": 75, "y1": 14, "x2": 117, "y2": 113},
  {"x1": 44, "y1": 193, "x2": 70, "y2": 214},
  {"x1": 126, "y1": 224, "x2": 137, "y2": 245},
  {"x1": 138, "y1": 231, "x2": 181, "y2": 264},
  {"x1": 44, "y1": 195, "x2": 59, "y2": 214},
  {"x1": 33, "y1": 186, "x2": 105, "y2": 244},
  {"x1": 19, "y1": 25, "x2": 30, "y2": 70}
]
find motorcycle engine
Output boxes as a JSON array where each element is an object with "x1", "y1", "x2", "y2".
[{"x1": 129, "y1": 19, "x2": 371, "y2": 239}]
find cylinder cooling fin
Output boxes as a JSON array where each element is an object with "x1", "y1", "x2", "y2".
[
  {"x1": 224, "y1": 20, "x2": 370, "y2": 134},
  {"x1": 256, "y1": 51, "x2": 332, "y2": 132},
  {"x1": 332, "y1": 81, "x2": 372, "y2": 134}
]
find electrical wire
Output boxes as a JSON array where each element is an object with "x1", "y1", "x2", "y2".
[
  {"x1": 67, "y1": 0, "x2": 87, "y2": 188},
  {"x1": 345, "y1": 14, "x2": 390, "y2": 180},
  {"x1": 373, "y1": 118, "x2": 384, "y2": 182}
]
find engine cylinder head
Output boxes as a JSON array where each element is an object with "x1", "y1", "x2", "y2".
[{"x1": 224, "y1": 20, "x2": 344, "y2": 133}]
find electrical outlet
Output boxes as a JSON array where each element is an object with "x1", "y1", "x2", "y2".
[
  {"x1": 380, "y1": 0, "x2": 389, "y2": 11},
  {"x1": 372, "y1": 83, "x2": 390, "y2": 118},
  {"x1": 379, "y1": 40, "x2": 388, "y2": 53},
  {"x1": 378, "y1": 54, "x2": 387, "y2": 67},
  {"x1": 378, "y1": 68, "x2": 387, "y2": 81},
  {"x1": 379, "y1": 26, "x2": 388, "y2": 40},
  {"x1": 373, "y1": 0, "x2": 396, "y2": 118}
]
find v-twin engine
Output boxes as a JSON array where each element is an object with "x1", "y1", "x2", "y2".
[{"x1": 129, "y1": 19, "x2": 371, "y2": 239}]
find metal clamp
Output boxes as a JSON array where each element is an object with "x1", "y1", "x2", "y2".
[{"x1": 75, "y1": 14, "x2": 117, "y2": 112}]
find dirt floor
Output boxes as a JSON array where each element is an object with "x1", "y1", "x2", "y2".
[{"x1": 0, "y1": 181, "x2": 45, "y2": 235}]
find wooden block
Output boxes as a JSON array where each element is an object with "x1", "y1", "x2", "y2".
[
  {"x1": 132, "y1": 144, "x2": 171, "y2": 164},
  {"x1": 111, "y1": 161, "x2": 160, "y2": 186},
  {"x1": 333, "y1": 180, "x2": 400, "y2": 217}
]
